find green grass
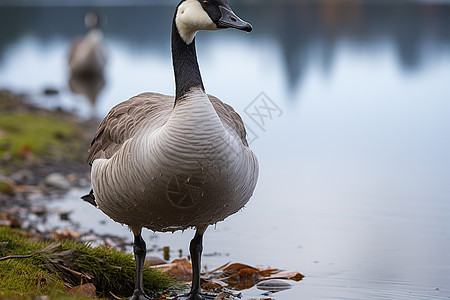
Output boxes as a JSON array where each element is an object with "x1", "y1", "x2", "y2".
[
  {"x1": 0, "y1": 113, "x2": 86, "y2": 161},
  {"x1": 0, "y1": 227, "x2": 65, "y2": 296},
  {"x1": 0, "y1": 227, "x2": 176, "y2": 298}
]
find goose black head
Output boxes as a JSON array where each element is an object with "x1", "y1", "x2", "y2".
[{"x1": 175, "y1": 0, "x2": 252, "y2": 44}]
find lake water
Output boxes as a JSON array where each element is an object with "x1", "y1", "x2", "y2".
[{"x1": 1, "y1": 2, "x2": 450, "y2": 299}]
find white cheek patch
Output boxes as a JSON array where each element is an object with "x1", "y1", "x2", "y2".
[{"x1": 176, "y1": 0, "x2": 218, "y2": 44}]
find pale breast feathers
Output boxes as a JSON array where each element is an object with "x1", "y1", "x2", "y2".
[{"x1": 86, "y1": 93, "x2": 249, "y2": 164}]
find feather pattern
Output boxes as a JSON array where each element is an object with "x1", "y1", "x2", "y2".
[
  {"x1": 89, "y1": 88, "x2": 258, "y2": 232},
  {"x1": 87, "y1": 92, "x2": 248, "y2": 164}
]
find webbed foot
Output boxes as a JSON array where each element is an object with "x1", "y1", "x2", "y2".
[{"x1": 129, "y1": 288, "x2": 152, "y2": 300}]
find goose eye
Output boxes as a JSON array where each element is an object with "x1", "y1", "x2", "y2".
[{"x1": 203, "y1": 0, "x2": 210, "y2": 6}]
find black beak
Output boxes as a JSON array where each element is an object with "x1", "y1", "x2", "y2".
[{"x1": 217, "y1": 6, "x2": 253, "y2": 32}]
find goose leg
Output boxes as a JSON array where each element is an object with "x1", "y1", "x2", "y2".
[
  {"x1": 181, "y1": 226, "x2": 207, "y2": 300},
  {"x1": 130, "y1": 231, "x2": 152, "y2": 300}
]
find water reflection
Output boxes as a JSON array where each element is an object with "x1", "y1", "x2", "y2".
[
  {"x1": 68, "y1": 73, "x2": 105, "y2": 114},
  {"x1": 1, "y1": 3, "x2": 450, "y2": 94},
  {"x1": 245, "y1": 3, "x2": 450, "y2": 90}
]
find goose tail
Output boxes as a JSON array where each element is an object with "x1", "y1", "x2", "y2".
[{"x1": 82, "y1": 189, "x2": 97, "y2": 207}]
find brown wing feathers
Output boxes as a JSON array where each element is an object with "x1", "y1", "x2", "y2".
[
  {"x1": 209, "y1": 95, "x2": 249, "y2": 147},
  {"x1": 86, "y1": 93, "x2": 248, "y2": 164}
]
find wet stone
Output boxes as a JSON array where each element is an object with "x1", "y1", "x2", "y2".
[
  {"x1": 256, "y1": 279, "x2": 292, "y2": 292},
  {"x1": 44, "y1": 173, "x2": 70, "y2": 189},
  {"x1": 10, "y1": 170, "x2": 33, "y2": 185},
  {"x1": 145, "y1": 256, "x2": 167, "y2": 266}
]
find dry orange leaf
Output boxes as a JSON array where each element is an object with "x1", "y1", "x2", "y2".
[
  {"x1": 268, "y1": 270, "x2": 304, "y2": 282},
  {"x1": 154, "y1": 259, "x2": 304, "y2": 292},
  {"x1": 150, "y1": 258, "x2": 192, "y2": 281}
]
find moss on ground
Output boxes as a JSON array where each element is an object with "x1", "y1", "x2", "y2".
[
  {"x1": 0, "y1": 91, "x2": 96, "y2": 196},
  {"x1": 0, "y1": 112, "x2": 87, "y2": 162},
  {"x1": 0, "y1": 226, "x2": 177, "y2": 298}
]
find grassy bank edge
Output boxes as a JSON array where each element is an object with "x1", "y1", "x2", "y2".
[{"x1": 0, "y1": 226, "x2": 178, "y2": 299}]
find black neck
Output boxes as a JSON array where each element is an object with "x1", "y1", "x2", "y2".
[{"x1": 172, "y1": 16, "x2": 205, "y2": 102}]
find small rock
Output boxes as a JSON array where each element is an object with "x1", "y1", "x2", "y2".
[
  {"x1": 68, "y1": 283, "x2": 96, "y2": 298},
  {"x1": 145, "y1": 256, "x2": 167, "y2": 266},
  {"x1": 10, "y1": 170, "x2": 33, "y2": 185},
  {"x1": 57, "y1": 210, "x2": 71, "y2": 221},
  {"x1": 256, "y1": 279, "x2": 292, "y2": 292},
  {"x1": 43, "y1": 88, "x2": 59, "y2": 95},
  {"x1": 45, "y1": 173, "x2": 70, "y2": 189},
  {"x1": 31, "y1": 205, "x2": 48, "y2": 217}
]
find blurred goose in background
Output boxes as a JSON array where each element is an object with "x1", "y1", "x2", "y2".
[
  {"x1": 69, "y1": 12, "x2": 107, "y2": 76},
  {"x1": 83, "y1": 0, "x2": 257, "y2": 299}
]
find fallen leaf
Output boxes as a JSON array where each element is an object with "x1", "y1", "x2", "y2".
[
  {"x1": 214, "y1": 292, "x2": 225, "y2": 299},
  {"x1": 267, "y1": 270, "x2": 304, "y2": 281},
  {"x1": 18, "y1": 145, "x2": 33, "y2": 161},
  {"x1": 151, "y1": 258, "x2": 192, "y2": 281},
  {"x1": 203, "y1": 262, "x2": 303, "y2": 292},
  {"x1": 224, "y1": 263, "x2": 259, "y2": 275},
  {"x1": 154, "y1": 259, "x2": 303, "y2": 294},
  {"x1": 50, "y1": 229, "x2": 82, "y2": 240},
  {"x1": 200, "y1": 279, "x2": 223, "y2": 292}
]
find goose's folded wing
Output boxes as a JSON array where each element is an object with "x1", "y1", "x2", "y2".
[
  {"x1": 86, "y1": 92, "x2": 174, "y2": 164},
  {"x1": 208, "y1": 94, "x2": 249, "y2": 147}
]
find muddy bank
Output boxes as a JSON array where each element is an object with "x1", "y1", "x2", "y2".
[{"x1": 0, "y1": 89, "x2": 96, "y2": 231}]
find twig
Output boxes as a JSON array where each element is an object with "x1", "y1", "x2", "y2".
[
  {"x1": 0, "y1": 254, "x2": 34, "y2": 261},
  {"x1": 109, "y1": 291, "x2": 122, "y2": 300},
  {"x1": 0, "y1": 242, "x2": 61, "y2": 262}
]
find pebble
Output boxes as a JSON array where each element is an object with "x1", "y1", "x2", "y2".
[
  {"x1": 256, "y1": 279, "x2": 292, "y2": 292},
  {"x1": 44, "y1": 173, "x2": 70, "y2": 189},
  {"x1": 10, "y1": 170, "x2": 33, "y2": 185},
  {"x1": 43, "y1": 88, "x2": 59, "y2": 96},
  {"x1": 145, "y1": 256, "x2": 167, "y2": 266}
]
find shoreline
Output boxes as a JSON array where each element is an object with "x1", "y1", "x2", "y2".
[{"x1": 0, "y1": 89, "x2": 96, "y2": 236}]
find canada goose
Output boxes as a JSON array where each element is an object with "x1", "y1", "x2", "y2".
[
  {"x1": 69, "y1": 12, "x2": 107, "y2": 76},
  {"x1": 84, "y1": 0, "x2": 258, "y2": 299}
]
